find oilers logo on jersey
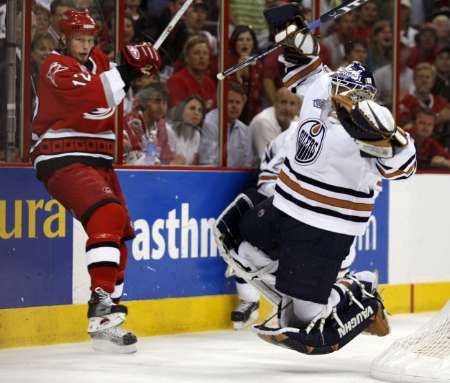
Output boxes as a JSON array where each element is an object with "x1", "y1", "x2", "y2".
[{"x1": 295, "y1": 119, "x2": 326, "y2": 165}]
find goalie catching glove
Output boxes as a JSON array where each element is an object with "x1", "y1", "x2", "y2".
[{"x1": 332, "y1": 95, "x2": 408, "y2": 158}]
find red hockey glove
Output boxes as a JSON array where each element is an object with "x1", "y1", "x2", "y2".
[{"x1": 122, "y1": 43, "x2": 161, "y2": 72}]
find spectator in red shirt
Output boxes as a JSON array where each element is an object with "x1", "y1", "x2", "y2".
[
  {"x1": 342, "y1": 39, "x2": 369, "y2": 67},
  {"x1": 182, "y1": 0, "x2": 218, "y2": 79},
  {"x1": 433, "y1": 47, "x2": 450, "y2": 101},
  {"x1": 166, "y1": 35, "x2": 216, "y2": 111},
  {"x1": 432, "y1": 14, "x2": 450, "y2": 50},
  {"x1": 408, "y1": 24, "x2": 440, "y2": 68},
  {"x1": 321, "y1": 12, "x2": 357, "y2": 69},
  {"x1": 229, "y1": 25, "x2": 264, "y2": 124},
  {"x1": 262, "y1": 46, "x2": 284, "y2": 106},
  {"x1": 399, "y1": 63, "x2": 450, "y2": 130},
  {"x1": 355, "y1": 0, "x2": 378, "y2": 40},
  {"x1": 366, "y1": 20, "x2": 393, "y2": 72},
  {"x1": 409, "y1": 108, "x2": 450, "y2": 170}
]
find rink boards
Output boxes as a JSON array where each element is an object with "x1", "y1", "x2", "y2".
[{"x1": 0, "y1": 168, "x2": 449, "y2": 347}]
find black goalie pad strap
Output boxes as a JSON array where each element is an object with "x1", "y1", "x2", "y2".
[
  {"x1": 215, "y1": 220, "x2": 240, "y2": 252},
  {"x1": 254, "y1": 297, "x2": 380, "y2": 355}
]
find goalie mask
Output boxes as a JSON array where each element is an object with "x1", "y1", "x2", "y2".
[{"x1": 330, "y1": 61, "x2": 377, "y2": 103}]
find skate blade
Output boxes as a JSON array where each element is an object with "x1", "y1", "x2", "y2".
[
  {"x1": 91, "y1": 339, "x2": 137, "y2": 354},
  {"x1": 232, "y1": 310, "x2": 259, "y2": 330}
]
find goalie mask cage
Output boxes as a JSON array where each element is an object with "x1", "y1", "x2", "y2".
[{"x1": 370, "y1": 300, "x2": 450, "y2": 383}]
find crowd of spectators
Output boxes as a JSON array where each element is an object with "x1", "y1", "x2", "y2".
[{"x1": 1, "y1": 0, "x2": 450, "y2": 170}]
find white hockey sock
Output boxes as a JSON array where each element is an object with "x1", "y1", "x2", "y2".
[
  {"x1": 281, "y1": 289, "x2": 342, "y2": 327},
  {"x1": 236, "y1": 281, "x2": 260, "y2": 303},
  {"x1": 111, "y1": 281, "x2": 124, "y2": 301}
]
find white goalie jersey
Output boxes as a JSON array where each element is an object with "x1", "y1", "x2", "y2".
[
  {"x1": 272, "y1": 61, "x2": 417, "y2": 236},
  {"x1": 257, "y1": 129, "x2": 289, "y2": 198}
]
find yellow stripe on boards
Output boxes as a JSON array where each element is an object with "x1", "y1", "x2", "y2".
[
  {"x1": 413, "y1": 282, "x2": 450, "y2": 313},
  {"x1": 0, "y1": 304, "x2": 88, "y2": 348},
  {"x1": 378, "y1": 282, "x2": 450, "y2": 314},
  {"x1": 378, "y1": 283, "x2": 413, "y2": 314},
  {"x1": 1, "y1": 282, "x2": 449, "y2": 349},
  {"x1": 125, "y1": 295, "x2": 237, "y2": 336},
  {"x1": 0, "y1": 295, "x2": 239, "y2": 349}
]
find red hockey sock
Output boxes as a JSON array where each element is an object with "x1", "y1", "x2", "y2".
[{"x1": 86, "y1": 203, "x2": 127, "y2": 293}]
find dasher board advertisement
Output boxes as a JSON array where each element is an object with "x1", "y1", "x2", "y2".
[{"x1": 0, "y1": 168, "x2": 388, "y2": 309}]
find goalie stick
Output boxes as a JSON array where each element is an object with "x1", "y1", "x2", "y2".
[{"x1": 217, "y1": 0, "x2": 369, "y2": 80}]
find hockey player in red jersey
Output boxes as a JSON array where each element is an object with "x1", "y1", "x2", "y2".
[{"x1": 30, "y1": 9, "x2": 161, "y2": 353}]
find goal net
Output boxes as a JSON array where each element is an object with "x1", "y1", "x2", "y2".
[{"x1": 370, "y1": 300, "x2": 450, "y2": 383}]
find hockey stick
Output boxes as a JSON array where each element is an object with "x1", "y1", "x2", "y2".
[
  {"x1": 153, "y1": 0, "x2": 195, "y2": 49},
  {"x1": 217, "y1": 0, "x2": 368, "y2": 80}
]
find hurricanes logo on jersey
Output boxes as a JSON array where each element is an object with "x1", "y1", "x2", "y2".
[
  {"x1": 47, "y1": 62, "x2": 69, "y2": 87},
  {"x1": 83, "y1": 107, "x2": 115, "y2": 120},
  {"x1": 295, "y1": 119, "x2": 326, "y2": 165}
]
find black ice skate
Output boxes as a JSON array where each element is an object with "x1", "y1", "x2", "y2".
[
  {"x1": 87, "y1": 287, "x2": 137, "y2": 354},
  {"x1": 231, "y1": 300, "x2": 260, "y2": 330}
]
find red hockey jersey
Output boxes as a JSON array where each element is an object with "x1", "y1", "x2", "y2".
[{"x1": 31, "y1": 47, "x2": 126, "y2": 179}]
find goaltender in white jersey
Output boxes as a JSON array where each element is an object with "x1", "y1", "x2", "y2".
[
  {"x1": 273, "y1": 59, "x2": 416, "y2": 237},
  {"x1": 216, "y1": 2, "x2": 417, "y2": 356}
]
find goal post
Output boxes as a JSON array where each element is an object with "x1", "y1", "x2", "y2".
[{"x1": 370, "y1": 300, "x2": 450, "y2": 383}]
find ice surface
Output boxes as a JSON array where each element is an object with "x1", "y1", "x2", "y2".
[{"x1": 0, "y1": 312, "x2": 431, "y2": 383}]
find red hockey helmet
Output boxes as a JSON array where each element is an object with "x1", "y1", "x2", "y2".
[{"x1": 59, "y1": 10, "x2": 98, "y2": 38}]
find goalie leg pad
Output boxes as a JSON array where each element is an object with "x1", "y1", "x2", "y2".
[
  {"x1": 222, "y1": 241, "x2": 278, "y2": 282},
  {"x1": 215, "y1": 193, "x2": 256, "y2": 252},
  {"x1": 236, "y1": 241, "x2": 278, "y2": 281},
  {"x1": 222, "y1": 244, "x2": 281, "y2": 306},
  {"x1": 254, "y1": 296, "x2": 380, "y2": 355},
  {"x1": 254, "y1": 271, "x2": 389, "y2": 355}
]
